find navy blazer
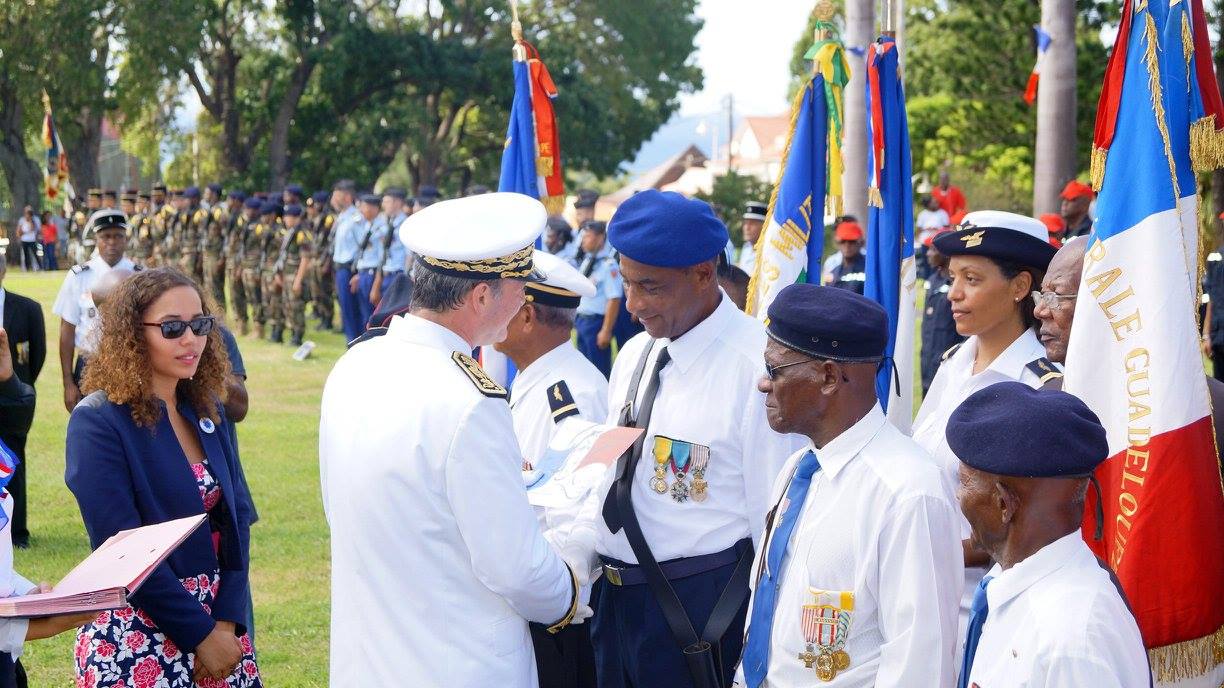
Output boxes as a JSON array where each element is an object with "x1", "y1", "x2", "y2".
[{"x1": 65, "y1": 391, "x2": 253, "y2": 651}]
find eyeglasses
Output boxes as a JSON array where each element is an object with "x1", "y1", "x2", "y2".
[
  {"x1": 1031, "y1": 290, "x2": 1078, "y2": 311},
  {"x1": 765, "y1": 358, "x2": 818, "y2": 381},
  {"x1": 142, "y1": 316, "x2": 216, "y2": 339}
]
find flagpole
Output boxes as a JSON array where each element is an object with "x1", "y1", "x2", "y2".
[{"x1": 510, "y1": 1, "x2": 526, "y2": 61}]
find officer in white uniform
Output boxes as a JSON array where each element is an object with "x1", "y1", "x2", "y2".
[
  {"x1": 948, "y1": 382, "x2": 1149, "y2": 688},
  {"x1": 494, "y1": 249, "x2": 608, "y2": 688},
  {"x1": 52, "y1": 208, "x2": 139, "y2": 412},
  {"x1": 320, "y1": 193, "x2": 585, "y2": 688},
  {"x1": 736, "y1": 283, "x2": 962, "y2": 688},
  {"x1": 737, "y1": 201, "x2": 766, "y2": 273},
  {"x1": 584, "y1": 190, "x2": 805, "y2": 688},
  {"x1": 909, "y1": 210, "x2": 1060, "y2": 652}
]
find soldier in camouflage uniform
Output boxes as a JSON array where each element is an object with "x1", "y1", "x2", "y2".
[
  {"x1": 180, "y1": 186, "x2": 207, "y2": 285},
  {"x1": 130, "y1": 192, "x2": 153, "y2": 266},
  {"x1": 148, "y1": 190, "x2": 178, "y2": 268},
  {"x1": 201, "y1": 190, "x2": 233, "y2": 311},
  {"x1": 241, "y1": 201, "x2": 276, "y2": 339},
  {"x1": 67, "y1": 191, "x2": 100, "y2": 266},
  {"x1": 274, "y1": 204, "x2": 313, "y2": 346},
  {"x1": 258, "y1": 202, "x2": 286, "y2": 343},
  {"x1": 159, "y1": 189, "x2": 187, "y2": 268},
  {"x1": 307, "y1": 190, "x2": 335, "y2": 331},
  {"x1": 228, "y1": 196, "x2": 259, "y2": 335},
  {"x1": 120, "y1": 192, "x2": 144, "y2": 265}
]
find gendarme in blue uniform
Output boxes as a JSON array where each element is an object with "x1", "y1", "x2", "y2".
[{"x1": 573, "y1": 244, "x2": 622, "y2": 378}]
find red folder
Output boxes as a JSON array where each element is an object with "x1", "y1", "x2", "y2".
[{"x1": 0, "y1": 514, "x2": 206, "y2": 618}]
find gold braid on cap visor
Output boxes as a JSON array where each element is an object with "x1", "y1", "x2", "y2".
[{"x1": 419, "y1": 245, "x2": 535, "y2": 278}]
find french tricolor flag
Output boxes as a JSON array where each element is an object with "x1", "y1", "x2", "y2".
[
  {"x1": 1065, "y1": 0, "x2": 1224, "y2": 682},
  {"x1": 1023, "y1": 25, "x2": 1051, "y2": 105}
]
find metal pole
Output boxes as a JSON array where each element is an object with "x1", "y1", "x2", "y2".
[
  {"x1": 1032, "y1": 0, "x2": 1077, "y2": 215},
  {"x1": 843, "y1": 0, "x2": 875, "y2": 222}
]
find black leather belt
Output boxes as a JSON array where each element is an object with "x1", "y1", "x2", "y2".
[
  {"x1": 334, "y1": 261, "x2": 353, "y2": 271},
  {"x1": 600, "y1": 541, "x2": 745, "y2": 587}
]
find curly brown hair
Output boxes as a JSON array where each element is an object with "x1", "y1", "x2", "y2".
[{"x1": 81, "y1": 267, "x2": 229, "y2": 428}]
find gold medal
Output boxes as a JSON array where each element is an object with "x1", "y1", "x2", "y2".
[
  {"x1": 650, "y1": 469, "x2": 668, "y2": 494},
  {"x1": 833, "y1": 649, "x2": 850, "y2": 671},
  {"x1": 652, "y1": 437, "x2": 672, "y2": 495},
  {"x1": 815, "y1": 652, "x2": 835, "y2": 682},
  {"x1": 691, "y1": 477, "x2": 708, "y2": 502}
]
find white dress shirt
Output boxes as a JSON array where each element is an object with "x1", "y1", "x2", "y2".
[
  {"x1": 594, "y1": 293, "x2": 806, "y2": 563},
  {"x1": 320, "y1": 314, "x2": 573, "y2": 688},
  {"x1": 736, "y1": 406, "x2": 962, "y2": 687},
  {"x1": 51, "y1": 254, "x2": 137, "y2": 354},
  {"x1": 911, "y1": 329, "x2": 1054, "y2": 657},
  {"x1": 0, "y1": 494, "x2": 31, "y2": 656},
  {"x1": 737, "y1": 241, "x2": 757, "y2": 273},
  {"x1": 968, "y1": 533, "x2": 1149, "y2": 688},
  {"x1": 509, "y1": 341, "x2": 609, "y2": 538}
]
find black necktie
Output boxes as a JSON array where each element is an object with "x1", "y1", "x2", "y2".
[{"x1": 603, "y1": 347, "x2": 671, "y2": 533}]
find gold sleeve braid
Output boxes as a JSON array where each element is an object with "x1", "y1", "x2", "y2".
[{"x1": 545, "y1": 565, "x2": 580, "y2": 634}]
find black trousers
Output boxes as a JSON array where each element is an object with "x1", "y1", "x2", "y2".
[
  {"x1": 529, "y1": 618, "x2": 597, "y2": 688},
  {"x1": 0, "y1": 434, "x2": 27, "y2": 543},
  {"x1": 1213, "y1": 346, "x2": 1224, "y2": 383}
]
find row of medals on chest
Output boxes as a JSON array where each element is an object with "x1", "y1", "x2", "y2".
[{"x1": 648, "y1": 437, "x2": 711, "y2": 502}]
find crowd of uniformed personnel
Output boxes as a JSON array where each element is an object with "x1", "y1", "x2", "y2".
[{"x1": 61, "y1": 181, "x2": 443, "y2": 347}]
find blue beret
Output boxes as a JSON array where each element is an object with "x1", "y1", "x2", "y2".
[
  {"x1": 244, "y1": 197, "x2": 262, "y2": 209},
  {"x1": 227, "y1": 190, "x2": 245, "y2": 200},
  {"x1": 184, "y1": 186, "x2": 200, "y2": 199},
  {"x1": 947, "y1": 381, "x2": 1108, "y2": 478},
  {"x1": 418, "y1": 184, "x2": 440, "y2": 198},
  {"x1": 283, "y1": 204, "x2": 303, "y2": 217},
  {"x1": 311, "y1": 190, "x2": 331, "y2": 205},
  {"x1": 285, "y1": 184, "x2": 303, "y2": 196},
  {"x1": 360, "y1": 193, "x2": 381, "y2": 205},
  {"x1": 766, "y1": 283, "x2": 888, "y2": 362},
  {"x1": 207, "y1": 183, "x2": 222, "y2": 194},
  {"x1": 574, "y1": 189, "x2": 599, "y2": 209},
  {"x1": 259, "y1": 200, "x2": 280, "y2": 215},
  {"x1": 608, "y1": 190, "x2": 728, "y2": 267}
]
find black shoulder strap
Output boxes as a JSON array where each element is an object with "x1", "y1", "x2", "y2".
[
  {"x1": 1025, "y1": 357, "x2": 1063, "y2": 387},
  {"x1": 547, "y1": 381, "x2": 580, "y2": 423}
]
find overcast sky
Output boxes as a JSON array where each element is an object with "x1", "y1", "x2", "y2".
[{"x1": 678, "y1": 0, "x2": 815, "y2": 117}]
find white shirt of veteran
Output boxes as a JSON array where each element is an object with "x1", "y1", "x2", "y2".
[
  {"x1": 733, "y1": 283, "x2": 961, "y2": 688},
  {"x1": 320, "y1": 194, "x2": 588, "y2": 688},
  {"x1": 948, "y1": 381, "x2": 1149, "y2": 688}
]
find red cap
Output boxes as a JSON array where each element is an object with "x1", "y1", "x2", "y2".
[
  {"x1": 1218, "y1": 211, "x2": 1224, "y2": 220},
  {"x1": 835, "y1": 222, "x2": 863, "y2": 241},
  {"x1": 1059, "y1": 180, "x2": 1095, "y2": 201},
  {"x1": 1039, "y1": 213, "x2": 1065, "y2": 234},
  {"x1": 923, "y1": 227, "x2": 952, "y2": 247}
]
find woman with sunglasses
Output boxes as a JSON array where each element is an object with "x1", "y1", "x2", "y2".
[
  {"x1": 909, "y1": 210, "x2": 1058, "y2": 672},
  {"x1": 65, "y1": 268, "x2": 260, "y2": 687}
]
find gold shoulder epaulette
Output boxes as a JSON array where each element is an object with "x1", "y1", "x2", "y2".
[{"x1": 451, "y1": 352, "x2": 507, "y2": 399}]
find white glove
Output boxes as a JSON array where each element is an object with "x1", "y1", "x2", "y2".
[{"x1": 570, "y1": 604, "x2": 594, "y2": 625}]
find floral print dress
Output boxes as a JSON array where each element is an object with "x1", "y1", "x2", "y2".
[{"x1": 74, "y1": 460, "x2": 261, "y2": 688}]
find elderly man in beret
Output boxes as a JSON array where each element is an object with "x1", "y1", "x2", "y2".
[
  {"x1": 948, "y1": 381, "x2": 1148, "y2": 687},
  {"x1": 584, "y1": 190, "x2": 805, "y2": 688},
  {"x1": 736, "y1": 283, "x2": 962, "y2": 687}
]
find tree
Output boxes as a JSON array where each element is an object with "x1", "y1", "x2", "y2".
[{"x1": 696, "y1": 171, "x2": 772, "y2": 246}]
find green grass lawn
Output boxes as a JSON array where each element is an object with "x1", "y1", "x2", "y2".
[{"x1": 6, "y1": 269, "x2": 340, "y2": 687}]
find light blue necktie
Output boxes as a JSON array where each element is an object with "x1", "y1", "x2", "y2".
[
  {"x1": 741, "y1": 450, "x2": 821, "y2": 688},
  {"x1": 959, "y1": 575, "x2": 994, "y2": 688}
]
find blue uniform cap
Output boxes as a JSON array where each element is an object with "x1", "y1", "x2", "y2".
[
  {"x1": 311, "y1": 190, "x2": 331, "y2": 206},
  {"x1": 285, "y1": 184, "x2": 303, "y2": 197},
  {"x1": 184, "y1": 186, "x2": 201, "y2": 199},
  {"x1": 259, "y1": 200, "x2": 280, "y2": 216},
  {"x1": 947, "y1": 381, "x2": 1108, "y2": 478},
  {"x1": 360, "y1": 193, "x2": 381, "y2": 206},
  {"x1": 383, "y1": 187, "x2": 408, "y2": 201},
  {"x1": 766, "y1": 283, "x2": 888, "y2": 362},
  {"x1": 418, "y1": 184, "x2": 440, "y2": 199},
  {"x1": 283, "y1": 204, "x2": 303, "y2": 217},
  {"x1": 607, "y1": 190, "x2": 728, "y2": 268},
  {"x1": 207, "y1": 183, "x2": 222, "y2": 194},
  {"x1": 244, "y1": 197, "x2": 262, "y2": 210},
  {"x1": 227, "y1": 190, "x2": 245, "y2": 200}
]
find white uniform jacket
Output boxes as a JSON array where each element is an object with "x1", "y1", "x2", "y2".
[
  {"x1": 967, "y1": 533, "x2": 1150, "y2": 688},
  {"x1": 320, "y1": 314, "x2": 573, "y2": 687},
  {"x1": 736, "y1": 405, "x2": 962, "y2": 687}
]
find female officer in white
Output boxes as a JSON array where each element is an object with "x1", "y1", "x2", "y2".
[
  {"x1": 909, "y1": 211, "x2": 1060, "y2": 648},
  {"x1": 735, "y1": 284, "x2": 961, "y2": 688},
  {"x1": 320, "y1": 194, "x2": 584, "y2": 688}
]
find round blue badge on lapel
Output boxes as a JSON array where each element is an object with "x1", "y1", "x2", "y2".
[{"x1": 199, "y1": 418, "x2": 215, "y2": 434}]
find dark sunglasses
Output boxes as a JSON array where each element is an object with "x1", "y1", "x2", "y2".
[
  {"x1": 142, "y1": 316, "x2": 216, "y2": 339},
  {"x1": 765, "y1": 358, "x2": 818, "y2": 381}
]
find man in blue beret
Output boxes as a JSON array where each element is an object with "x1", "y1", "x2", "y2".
[
  {"x1": 583, "y1": 189, "x2": 806, "y2": 688},
  {"x1": 736, "y1": 283, "x2": 962, "y2": 687},
  {"x1": 415, "y1": 184, "x2": 441, "y2": 211},
  {"x1": 283, "y1": 184, "x2": 303, "y2": 206},
  {"x1": 203, "y1": 182, "x2": 223, "y2": 212},
  {"x1": 948, "y1": 381, "x2": 1148, "y2": 688}
]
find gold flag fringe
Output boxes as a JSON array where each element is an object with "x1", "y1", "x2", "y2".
[
  {"x1": 541, "y1": 194, "x2": 565, "y2": 217},
  {"x1": 1148, "y1": 625, "x2": 1224, "y2": 683},
  {"x1": 867, "y1": 186, "x2": 883, "y2": 209},
  {"x1": 1190, "y1": 115, "x2": 1224, "y2": 173},
  {"x1": 1089, "y1": 146, "x2": 1108, "y2": 191}
]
